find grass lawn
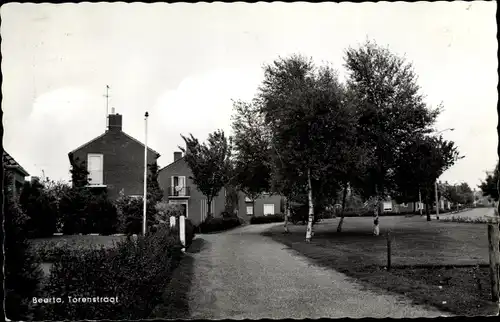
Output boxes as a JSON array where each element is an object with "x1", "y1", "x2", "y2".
[{"x1": 264, "y1": 216, "x2": 499, "y2": 316}]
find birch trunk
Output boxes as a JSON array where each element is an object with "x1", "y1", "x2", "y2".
[
  {"x1": 337, "y1": 184, "x2": 348, "y2": 233},
  {"x1": 373, "y1": 197, "x2": 380, "y2": 236},
  {"x1": 305, "y1": 168, "x2": 315, "y2": 243},
  {"x1": 284, "y1": 198, "x2": 290, "y2": 233}
]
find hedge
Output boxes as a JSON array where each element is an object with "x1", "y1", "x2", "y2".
[
  {"x1": 250, "y1": 214, "x2": 285, "y2": 224},
  {"x1": 197, "y1": 217, "x2": 242, "y2": 233},
  {"x1": 35, "y1": 226, "x2": 183, "y2": 320}
]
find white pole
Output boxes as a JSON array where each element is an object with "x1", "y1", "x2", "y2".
[
  {"x1": 143, "y1": 111, "x2": 149, "y2": 236},
  {"x1": 180, "y1": 215, "x2": 186, "y2": 252},
  {"x1": 435, "y1": 181, "x2": 440, "y2": 220}
]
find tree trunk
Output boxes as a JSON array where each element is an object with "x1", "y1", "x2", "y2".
[
  {"x1": 252, "y1": 200, "x2": 256, "y2": 218},
  {"x1": 284, "y1": 197, "x2": 289, "y2": 233},
  {"x1": 425, "y1": 198, "x2": 431, "y2": 221},
  {"x1": 373, "y1": 197, "x2": 380, "y2": 236},
  {"x1": 207, "y1": 198, "x2": 213, "y2": 220},
  {"x1": 305, "y1": 168, "x2": 315, "y2": 243},
  {"x1": 337, "y1": 183, "x2": 348, "y2": 233}
]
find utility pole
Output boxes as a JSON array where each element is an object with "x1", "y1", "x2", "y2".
[
  {"x1": 143, "y1": 111, "x2": 149, "y2": 236},
  {"x1": 104, "y1": 85, "x2": 110, "y2": 131}
]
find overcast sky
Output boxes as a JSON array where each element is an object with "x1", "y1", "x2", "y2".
[{"x1": 1, "y1": 2, "x2": 497, "y2": 189}]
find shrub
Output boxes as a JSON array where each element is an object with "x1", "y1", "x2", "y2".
[
  {"x1": 169, "y1": 218, "x2": 196, "y2": 248},
  {"x1": 198, "y1": 217, "x2": 241, "y2": 233},
  {"x1": 250, "y1": 214, "x2": 285, "y2": 224},
  {"x1": 4, "y1": 173, "x2": 44, "y2": 321},
  {"x1": 86, "y1": 193, "x2": 119, "y2": 235},
  {"x1": 19, "y1": 178, "x2": 58, "y2": 238},
  {"x1": 441, "y1": 215, "x2": 499, "y2": 224},
  {"x1": 36, "y1": 226, "x2": 183, "y2": 320},
  {"x1": 115, "y1": 194, "x2": 156, "y2": 235}
]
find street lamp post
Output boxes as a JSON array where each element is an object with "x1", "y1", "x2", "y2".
[{"x1": 143, "y1": 111, "x2": 149, "y2": 236}]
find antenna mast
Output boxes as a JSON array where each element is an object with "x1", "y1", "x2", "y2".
[{"x1": 104, "y1": 85, "x2": 110, "y2": 130}]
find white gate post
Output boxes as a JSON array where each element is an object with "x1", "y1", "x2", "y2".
[
  {"x1": 180, "y1": 215, "x2": 186, "y2": 252},
  {"x1": 170, "y1": 216, "x2": 176, "y2": 228}
]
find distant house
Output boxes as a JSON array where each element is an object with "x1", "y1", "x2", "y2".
[
  {"x1": 3, "y1": 151, "x2": 30, "y2": 198},
  {"x1": 158, "y1": 150, "x2": 286, "y2": 225},
  {"x1": 238, "y1": 192, "x2": 284, "y2": 218},
  {"x1": 158, "y1": 151, "x2": 226, "y2": 225},
  {"x1": 68, "y1": 111, "x2": 161, "y2": 199}
]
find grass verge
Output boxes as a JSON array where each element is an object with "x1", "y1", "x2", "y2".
[
  {"x1": 150, "y1": 238, "x2": 205, "y2": 319},
  {"x1": 264, "y1": 218, "x2": 498, "y2": 316}
]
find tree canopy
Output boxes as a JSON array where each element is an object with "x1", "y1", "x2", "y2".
[{"x1": 180, "y1": 130, "x2": 232, "y2": 218}]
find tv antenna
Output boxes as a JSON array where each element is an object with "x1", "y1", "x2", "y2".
[{"x1": 104, "y1": 85, "x2": 110, "y2": 130}]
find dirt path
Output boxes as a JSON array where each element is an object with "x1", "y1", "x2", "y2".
[{"x1": 187, "y1": 224, "x2": 448, "y2": 319}]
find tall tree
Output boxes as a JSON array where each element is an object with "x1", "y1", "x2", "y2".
[
  {"x1": 393, "y1": 134, "x2": 461, "y2": 221},
  {"x1": 147, "y1": 161, "x2": 164, "y2": 204},
  {"x1": 180, "y1": 130, "x2": 232, "y2": 219},
  {"x1": 479, "y1": 162, "x2": 499, "y2": 201},
  {"x1": 345, "y1": 40, "x2": 440, "y2": 235},
  {"x1": 231, "y1": 99, "x2": 272, "y2": 216},
  {"x1": 259, "y1": 55, "x2": 355, "y2": 242}
]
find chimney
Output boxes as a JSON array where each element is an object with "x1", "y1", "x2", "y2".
[
  {"x1": 108, "y1": 113, "x2": 122, "y2": 131},
  {"x1": 174, "y1": 152, "x2": 182, "y2": 162}
]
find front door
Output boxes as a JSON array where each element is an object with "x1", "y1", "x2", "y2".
[
  {"x1": 180, "y1": 204, "x2": 187, "y2": 217},
  {"x1": 169, "y1": 200, "x2": 188, "y2": 218}
]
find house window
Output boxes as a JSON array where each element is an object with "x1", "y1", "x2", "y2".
[
  {"x1": 245, "y1": 196, "x2": 252, "y2": 202},
  {"x1": 246, "y1": 206, "x2": 253, "y2": 215},
  {"x1": 400, "y1": 203, "x2": 408, "y2": 208},
  {"x1": 171, "y1": 176, "x2": 186, "y2": 196},
  {"x1": 263, "y1": 204, "x2": 275, "y2": 216},
  {"x1": 87, "y1": 154, "x2": 104, "y2": 185}
]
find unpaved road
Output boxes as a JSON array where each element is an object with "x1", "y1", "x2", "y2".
[{"x1": 187, "y1": 224, "x2": 448, "y2": 319}]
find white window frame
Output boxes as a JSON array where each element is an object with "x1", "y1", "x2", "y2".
[
  {"x1": 246, "y1": 206, "x2": 253, "y2": 215},
  {"x1": 171, "y1": 175, "x2": 186, "y2": 196},
  {"x1": 87, "y1": 153, "x2": 104, "y2": 186},
  {"x1": 263, "y1": 204, "x2": 275, "y2": 216}
]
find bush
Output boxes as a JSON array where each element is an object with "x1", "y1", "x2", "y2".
[
  {"x1": 441, "y1": 215, "x2": 499, "y2": 224},
  {"x1": 115, "y1": 194, "x2": 156, "y2": 235},
  {"x1": 289, "y1": 205, "x2": 321, "y2": 224},
  {"x1": 198, "y1": 217, "x2": 241, "y2": 233},
  {"x1": 19, "y1": 179, "x2": 58, "y2": 238},
  {"x1": 86, "y1": 193, "x2": 118, "y2": 235},
  {"x1": 250, "y1": 214, "x2": 284, "y2": 224},
  {"x1": 4, "y1": 173, "x2": 44, "y2": 321},
  {"x1": 36, "y1": 226, "x2": 183, "y2": 320}
]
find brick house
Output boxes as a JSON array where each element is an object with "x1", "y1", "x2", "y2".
[
  {"x1": 68, "y1": 112, "x2": 160, "y2": 199},
  {"x1": 238, "y1": 193, "x2": 284, "y2": 218},
  {"x1": 3, "y1": 150, "x2": 30, "y2": 198},
  {"x1": 158, "y1": 150, "x2": 286, "y2": 225},
  {"x1": 158, "y1": 151, "x2": 226, "y2": 225}
]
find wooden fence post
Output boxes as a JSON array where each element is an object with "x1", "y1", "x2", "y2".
[
  {"x1": 487, "y1": 224, "x2": 500, "y2": 303},
  {"x1": 387, "y1": 230, "x2": 392, "y2": 271}
]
